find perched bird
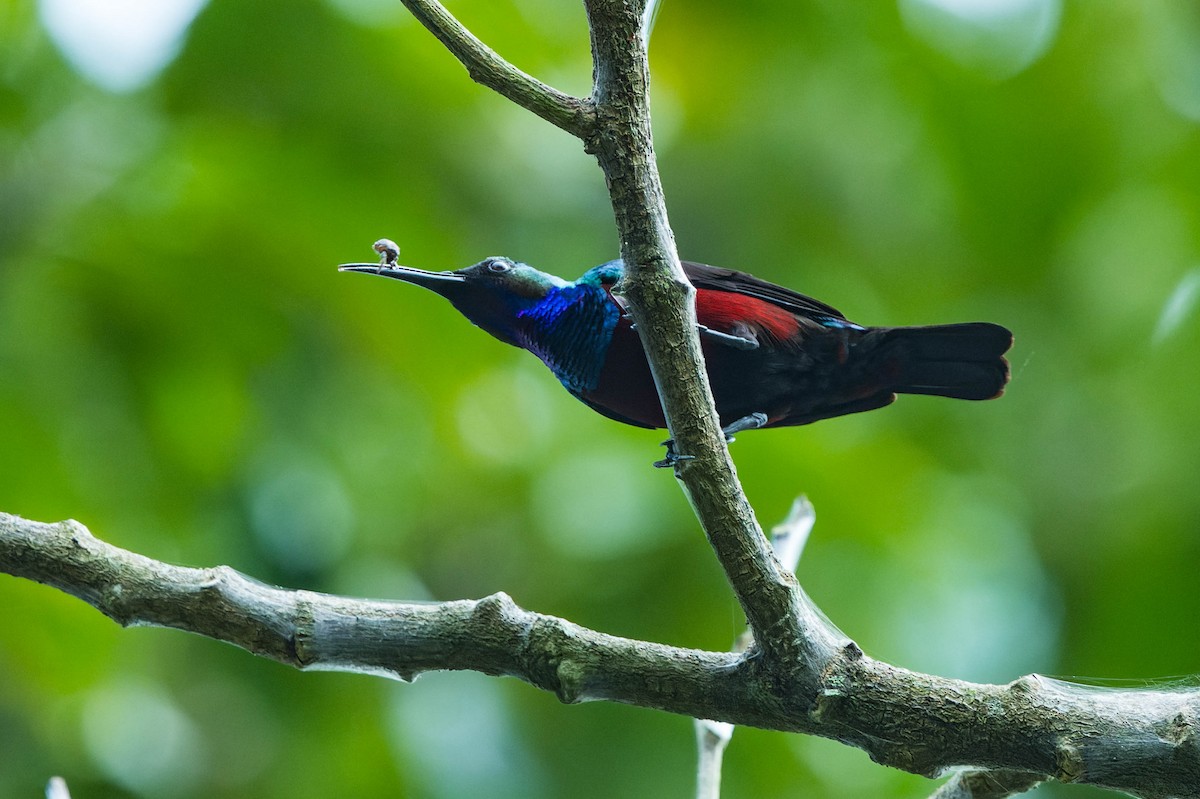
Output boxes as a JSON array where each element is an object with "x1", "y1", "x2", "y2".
[{"x1": 339, "y1": 255, "x2": 1011, "y2": 461}]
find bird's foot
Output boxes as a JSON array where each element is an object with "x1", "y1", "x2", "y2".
[
  {"x1": 698, "y1": 324, "x2": 759, "y2": 350},
  {"x1": 654, "y1": 439, "x2": 696, "y2": 469},
  {"x1": 655, "y1": 413, "x2": 768, "y2": 467},
  {"x1": 623, "y1": 322, "x2": 759, "y2": 353},
  {"x1": 722, "y1": 412, "x2": 769, "y2": 442}
]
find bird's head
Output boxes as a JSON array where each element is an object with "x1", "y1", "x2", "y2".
[{"x1": 339, "y1": 255, "x2": 568, "y2": 346}]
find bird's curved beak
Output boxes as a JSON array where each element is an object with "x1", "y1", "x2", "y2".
[{"x1": 338, "y1": 262, "x2": 467, "y2": 291}]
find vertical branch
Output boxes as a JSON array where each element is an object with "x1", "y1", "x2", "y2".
[{"x1": 578, "y1": 0, "x2": 841, "y2": 671}]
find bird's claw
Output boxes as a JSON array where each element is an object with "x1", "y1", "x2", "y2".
[
  {"x1": 655, "y1": 413, "x2": 769, "y2": 466},
  {"x1": 373, "y1": 238, "x2": 400, "y2": 270},
  {"x1": 723, "y1": 412, "x2": 768, "y2": 439},
  {"x1": 654, "y1": 439, "x2": 696, "y2": 469},
  {"x1": 623, "y1": 321, "x2": 757, "y2": 350},
  {"x1": 698, "y1": 324, "x2": 759, "y2": 350}
]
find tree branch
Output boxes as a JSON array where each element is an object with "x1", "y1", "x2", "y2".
[
  {"x1": 395, "y1": 0, "x2": 594, "y2": 136},
  {"x1": 577, "y1": 0, "x2": 840, "y2": 676},
  {"x1": 4, "y1": 512, "x2": 1199, "y2": 798},
  {"x1": 0, "y1": 513, "x2": 750, "y2": 709}
]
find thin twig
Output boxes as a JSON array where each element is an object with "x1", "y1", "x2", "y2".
[
  {"x1": 770, "y1": 496, "x2": 816, "y2": 574},
  {"x1": 396, "y1": 0, "x2": 594, "y2": 137},
  {"x1": 694, "y1": 718, "x2": 734, "y2": 799},
  {"x1": 45, "y1": 777, "x2": 71, "y2": 799}
]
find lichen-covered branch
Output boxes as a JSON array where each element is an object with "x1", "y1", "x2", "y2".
[{"x1": 4, "y1": 512, "x2": 1200, "y2": 797}]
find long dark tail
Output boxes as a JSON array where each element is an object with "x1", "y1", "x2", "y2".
[{"x1": 868, "y1": 322, "x2": 1012, "y2": 401}]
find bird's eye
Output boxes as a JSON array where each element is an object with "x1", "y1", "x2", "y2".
[{"x1": 486, "y1": 259, "x2": 511, "y2": 274}]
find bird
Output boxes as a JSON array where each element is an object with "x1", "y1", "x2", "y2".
[{"x1": 339, "y1": 252, "x2": 1012, "y2": 464}]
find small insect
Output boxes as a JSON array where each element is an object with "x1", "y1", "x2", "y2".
[{"x1": 372, "y1": 238, "x2": 401, "y2": 269}]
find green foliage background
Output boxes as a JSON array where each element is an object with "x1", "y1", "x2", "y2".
[{"x1": 2, "y1": 1, "x2": 1199, "y2": 797}]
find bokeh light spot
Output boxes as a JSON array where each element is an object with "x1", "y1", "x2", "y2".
[
  {"x1": 899, "y1": 0, "x2": 1061, "y2": 79},
  {"x1": 880, "y1": 476, "x2": 1061, "y2": 682},
  {"x1": 38, "y1": 0, "x2": 208, "y2": 92},
  {"x1": 387, "y1": 673, "x2": 544, "y2": 799},
  {"x1": 247, "y1": 451, "x2": 355, "y2": 576},
  {"x1": 1153, "y1": 268, "x2": 1200, "y2": 345},
  {"x1": 533, "y1": 446, "x2": 680, "y2": 560},
  {"x1": 1153, "y1": 16, "x2": 1200, "y2": 123},
  {"x1": 455, "y1": 363, "x2": 560, "y2": 465},
  {"x1": 82, "y1": 680, "x2": 205, "y2": 797}
]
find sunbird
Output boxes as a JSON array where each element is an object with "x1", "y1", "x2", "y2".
[{"x1": 340, "y1": 244, "x2": 1010, "y2": 463}]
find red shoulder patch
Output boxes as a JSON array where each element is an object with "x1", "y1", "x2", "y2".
[{"x1": 696, "y1": 289, "x2": 800, "y2": 341}]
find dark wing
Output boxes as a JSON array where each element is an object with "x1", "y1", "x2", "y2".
[{"x1": 682, "y1": 261, "x2": 849, "y2": 323}]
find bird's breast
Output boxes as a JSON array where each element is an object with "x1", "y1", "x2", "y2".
[
  {"x1": 582, "y1": 318, "x2": 667, "y2": 428},
  {"x1": 517, "y1": 285, "x2": 621, "y2": 394}
]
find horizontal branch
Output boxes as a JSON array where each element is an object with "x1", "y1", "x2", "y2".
[
  {"x1": 4, "y1": 512, "x2": 1199, "y2": 798},
  {"x1": 0, "y1": 513, "x2": 761, "y2": 715},
  {"x1": 397, "y1": 0, "x2": 594, "y2": 137}
]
